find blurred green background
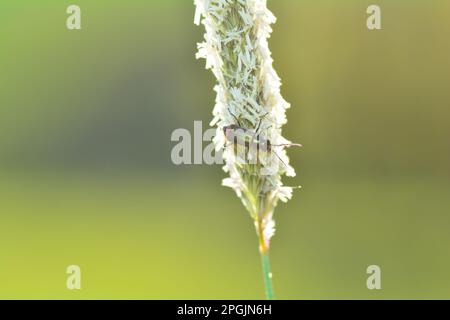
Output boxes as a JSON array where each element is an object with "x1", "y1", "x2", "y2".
[{"x1": 1, "y1": 0, "x2": 450, "y2": 299}]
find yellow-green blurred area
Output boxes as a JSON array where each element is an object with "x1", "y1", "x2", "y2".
[{"x1": 1, "y1": 0, "x2": 449, "y2": 299}]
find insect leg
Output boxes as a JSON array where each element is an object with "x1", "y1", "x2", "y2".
[
  {"x1": 228, "y1": 110, "x2": 242, "y2": 127},
  {"x1": 254, "y1": 118, "x2": 263, "y2": 133},
  {"x1": 254, "y1": 112, "x2": 270, "y2": 133},
  {"x1": 272, "y1": 150, "x2": 288, "y2": 168}
]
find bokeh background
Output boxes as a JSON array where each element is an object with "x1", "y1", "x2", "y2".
[{"x1": 1, "y1": 0, "x2": 450, "y2": 299}]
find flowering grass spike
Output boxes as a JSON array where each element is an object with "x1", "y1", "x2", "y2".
[{"x1": 194, "y1": 0, "x2": 298, "y2": 299}]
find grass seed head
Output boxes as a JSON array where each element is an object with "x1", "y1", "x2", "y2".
[{"x1": 194, "y1": 0, "x2": 297, "y2": 249}]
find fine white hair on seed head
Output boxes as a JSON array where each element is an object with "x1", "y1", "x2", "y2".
[{"x1": 194, "y1": 0, "x2": 297, "y2": 250}]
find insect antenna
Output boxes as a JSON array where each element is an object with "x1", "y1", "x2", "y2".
[{"x1": 272, "y1": 143, "x2": 303, "y2": 148}]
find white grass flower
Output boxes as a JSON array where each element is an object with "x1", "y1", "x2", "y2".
[{"x1": 194, "y1": 0, "x2": 298, "y2": 299}]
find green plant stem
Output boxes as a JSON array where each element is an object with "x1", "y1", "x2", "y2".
[
  {"x1": 260, "y1": 249, "x2": 274, "y2": 300},
  {"x1": 257, "y1": 219, "x2": 274, "y2": 300}
]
